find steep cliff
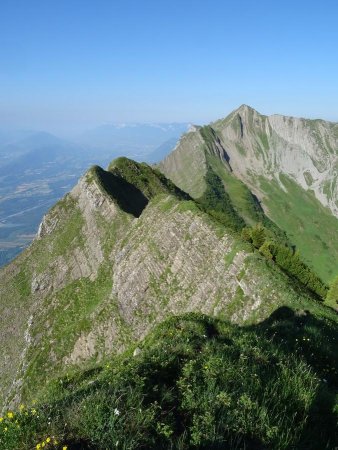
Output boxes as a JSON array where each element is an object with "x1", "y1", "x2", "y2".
[{"x1": 159, "y1": 106, "x2": 338, "y2": 283}]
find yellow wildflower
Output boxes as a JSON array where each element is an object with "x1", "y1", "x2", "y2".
[
  {"x1": 19, "y1": 404, "x2": 25, "y2": 411},
  {"x1": 42, "y1": 442, "x2": 45, "y2": 448},
  {"x1": 31, "y1": 408, "x2": 37, "y2": 415},
  {"x1": 36, "y1": 444, "x2": 41, "y2": 450},
  {"x1": 53, "y1": 440, "x2": 58, "y2": 445},
  {"x1": 7, "y1": 411, "x2": 14, "y2": 419},
  {"x1": 4, "y1": 426, "x2": 7, "y2": 432},
  {"x1": 63, "y1": 446, "x2": 68, "y2": 450},
  {"x1": 0, "y1": 417, "x2": 3, "y2": 422},
  {"x1": 46, "y1": 437, "x2": 51, "y2": 443}
]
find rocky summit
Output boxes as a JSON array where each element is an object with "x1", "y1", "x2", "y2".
[
  {"x1": 159, "y1": 105, "x2": 338, "y2": 283},
  {"x1": 0, "y1": 108, "x2": 337, "y2": 450}
]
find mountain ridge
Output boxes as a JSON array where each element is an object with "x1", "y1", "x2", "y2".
[
  {"x1": 0, "y1": 109, "x2": 337, "y2": 449},
  {"x1": 159, "y1": 105, "x2": 338, "y2": 284},
  {"x1": 1, "y1": 156, "x2": 334, "y2": 411}
]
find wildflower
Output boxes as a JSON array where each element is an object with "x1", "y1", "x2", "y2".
[
  {"x1": 63, "y1": 446, "x2": 68, "y2": 450},
  {"x1": 0, "y1": 417, "x2": 3, "y2": 422},
  {"x1": 4, "y1": 427, "x2": 7, "y2": 432},
  {"x1": 114, "y1": 408, "x2": 120, "y2": 416},
  {"x1": 7, "y1": 411, "x2": 14, "y2": 419},
  {"x1": 31, "y1": 408, "x2": 37, "y2": 415},
  {"x1": 19, "y1": 404, "x2": 25, "y2": 411},
  {"x1": 54, "y1": 440, "x2": 58, "y2": 445},
  {"x1": 46, "y1": 437, "x2": 51, "y2": 443},
  {"x1": 42, "y1": 442, "x2": 45, "y2": 448},
  {"x1": 36, "y1": 444, "x2": 41, "y2": 449}
]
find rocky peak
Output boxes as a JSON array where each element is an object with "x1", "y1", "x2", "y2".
[{"x1": 159, "y1": 107, "x2": 338, "y2": 283}]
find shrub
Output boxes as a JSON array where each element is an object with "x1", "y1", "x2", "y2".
[
  {"x1": 244, "y1": 224, "x2": 328, "y2": 300},
  {"x1": 327, "y1": 275, "x2": 338, "y2": 305}
]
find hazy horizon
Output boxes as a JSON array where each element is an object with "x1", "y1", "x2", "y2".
[{"x1": 1, "y1": 103, "x2": 338, "y2": 140}]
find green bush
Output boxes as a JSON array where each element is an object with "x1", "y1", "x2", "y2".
[
  {"x1": 244, "y1": 224, "x2": 328, "y2": 299},
  {"x1": 250, "y1": 223, "x2": 266, "y2": 248},
  {"x1": 327, "y1": 275, "x2": 338, "y2": 305},
  {"x1": 198, "y1": 166, "x2": 245, "y2": 231}
]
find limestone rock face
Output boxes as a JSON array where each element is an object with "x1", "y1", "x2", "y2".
[
  {"x1": 214, "y1": 105, "x2": 338, "y2": 217},
  {"x1": 0, "y1": 160, "x2": 313, "y2": 410},
  {"x1": 160, "y1": 105, "x2": 338, "y2": 217},
  {"x1": 159, "y1": 106, "x2": 338, "y2": 284}
]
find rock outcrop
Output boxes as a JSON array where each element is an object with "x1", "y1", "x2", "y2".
[
  {"x1": 213, "y1": 105, "x2": 338, "y2": 217},
  {"x1": 0, "y1": 158, "x2": 322, "y2": 410}
]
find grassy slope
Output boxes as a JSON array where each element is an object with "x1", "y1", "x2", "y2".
[
  {"x1": 212, "y1": 156, "x2": 338, "y2": 293},
  {"x1": 158, "y1": 131, "x2": 208, "y2": 199},
  {"x1": 207, "y1": 155, "x2": 289, "y2": 243},
  {"x1": 207, "y1": 155, "x2": 262, "y2": 226},
  {"x1": 258, "y1": 174, "x2": 338, "y2": 286},
  {"x1": 108, "y1": 157, "x2": 190, "y2": 202},
  {"x1": 0, "y1": 194, "x2": 88, "y2": 406},
  {"x1": 1, "y1": 310, "x2": 337, "y2": 450}
]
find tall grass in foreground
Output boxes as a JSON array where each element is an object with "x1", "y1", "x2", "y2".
[{"x1": 1, "y1": 310, "x2": 337, "y2": 449}]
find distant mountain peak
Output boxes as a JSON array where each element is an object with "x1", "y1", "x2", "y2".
[{"x1": 232, "y1": 104, "x2": 260, "y2": 116}]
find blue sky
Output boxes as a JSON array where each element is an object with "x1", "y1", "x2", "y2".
[{"x1": 1, "y1": 0, "x2": 337, "y2": 133}]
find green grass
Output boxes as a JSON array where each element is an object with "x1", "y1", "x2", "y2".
[
  {"x1": 32, "y1": 195, "x2": 85, "y2": 273},
  {"x1": 88, "y1": 160, "x2": 191, "y2": 219},
  {"x1": 158, "y1": 129, "x2": 209, "y2": 199},
  {"x1": 1, "y1": 311, "x2": 337, "y2": 449},
  {"x1": 197, "y1": 164, "x2": 245, "y2": 232},
  {"x1": 207, "y1": 155, "x2": 289, "y2": 243},
  {"x1": 10, "y1": 264, "x2": 31, "y2": 298},
  {"x1": 258, "y1": 174, "x2": 338, "y2": 285},
  {"x1": 108, "y1": 157, "x2": 190, "y2": 202},
  {"x1": 21, "y1": 263, "x2": 125, "y2": 401}
]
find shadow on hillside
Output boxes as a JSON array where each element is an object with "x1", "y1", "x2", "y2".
[
  {"x1": 94, "y1": 166, "x2": 149, "y2": 217},
  {"x1": 251, "y1": 306, "x2": 338, "y2": 387},
  {"x1": 247, "y1": 306, "x2": 338, "y2": 449}
]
